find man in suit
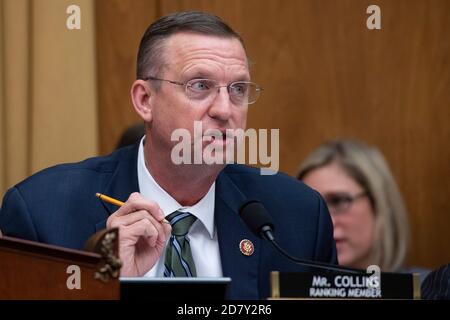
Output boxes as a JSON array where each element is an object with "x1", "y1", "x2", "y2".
[
  {"x1": 0, "y1": 11, "x2": 336, "y2": 299},
  {"x1": 421, "y1": 263, "x2": 450, "y2": 299}
]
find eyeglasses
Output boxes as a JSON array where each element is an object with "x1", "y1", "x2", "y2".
[
  {"x1": 323, "y1": 191, "x2": 368, "y2": 214},
  {"x1": 143, "y1": 76, "x2": 263, "y2": 105}
]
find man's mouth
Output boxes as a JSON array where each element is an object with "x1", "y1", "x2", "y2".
[
  {"x1": 205, "y1": 130, "x2": 234, "y2": 141},
  {"x1": 211, "y1": 132, "x2": 226, "y2": 140}
]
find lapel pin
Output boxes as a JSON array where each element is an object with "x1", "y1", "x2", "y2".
[{"x1": 239, "y1": 239, "x2": 254, "y2": 256}]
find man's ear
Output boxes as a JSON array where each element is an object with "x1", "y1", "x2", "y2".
[{"x1": 131, "y1": 80, "x2": 153, "y2": 122}]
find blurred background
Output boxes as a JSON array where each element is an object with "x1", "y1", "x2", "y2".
[{"x1": 0, "y1": 0, "x2": 449, "y2": 269}]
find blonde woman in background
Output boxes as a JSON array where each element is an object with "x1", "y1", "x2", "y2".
[{"x1": 297, "y1": 139, "x2": 429, "y2": 281}]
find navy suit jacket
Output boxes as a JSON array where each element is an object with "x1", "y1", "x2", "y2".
[
  {"x1": 421, "y1": 263, "x2": 450, "y2": 299},
  {"x1": 0, "y1": 143, "x2": 337, "y2": 299}
]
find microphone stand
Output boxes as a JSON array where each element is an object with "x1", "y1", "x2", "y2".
[{"x1": 261, "y1": 227, "x2": 364, "y2": 274}]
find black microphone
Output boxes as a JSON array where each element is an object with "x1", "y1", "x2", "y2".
[{"x1": 239, "y1": 199, "x2": 364, "y2": 274}]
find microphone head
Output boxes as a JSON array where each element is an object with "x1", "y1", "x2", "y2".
[{"x1": 239, "y1": 200, "x2": 274, "y2": 239}]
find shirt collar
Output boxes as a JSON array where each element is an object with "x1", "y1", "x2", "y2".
[{"x1": 137, "y1": 137, "x2": 216, "y2": 239}]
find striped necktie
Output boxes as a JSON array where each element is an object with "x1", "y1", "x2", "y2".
[{"x1": 164, "y1": 211, "x2": 197, "y2": 277}]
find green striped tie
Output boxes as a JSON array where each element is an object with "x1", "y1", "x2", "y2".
[{"x1": 164, "y1": 211, "x2": 197, "y2": 277}]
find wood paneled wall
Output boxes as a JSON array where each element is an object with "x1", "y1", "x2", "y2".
[
  {"x1": 95, "y1": 0, "x2": 450, "y2": 269},
  {"x1": 95, "y1": 0, "x2": 157, "y2": 152}
]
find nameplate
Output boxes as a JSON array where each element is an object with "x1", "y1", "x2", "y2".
[{"x1": 271, "y1": 271, "x2": 420, "y2": 299}]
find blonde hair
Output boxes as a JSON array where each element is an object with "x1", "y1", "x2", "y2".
[{"x1": 297, "y1": 139, "x2": 410, "y2": 271}]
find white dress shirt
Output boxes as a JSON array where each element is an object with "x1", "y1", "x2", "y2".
[{"x1": 137, "y1": 137, "x2": 223, "y2": 277}]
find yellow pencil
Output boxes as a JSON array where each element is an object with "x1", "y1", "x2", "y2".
[
  {"x1": 96, "y1": 193, "x2": 125, "y2": 207},
  {"x1": 95, "y1": 193, "x2": 169, "y2": 224}
]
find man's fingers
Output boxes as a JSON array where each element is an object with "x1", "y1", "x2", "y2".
[
  {"x1": 108, "y1": 210, "x2": 152, "y2": 228},
  {"x1": 161, "y1": 220, "x2": 172, "y2": 239},
  {"x1": 122, "y1": 218, "x2": 159, "y2": 247},
  {"x1": 155, "y1": 215, "x2": 172, "y2": 245},
  {"x1": 114, "y1": 192, "x2": 165, "y2": 222},
  {"x1": 105, "y1": 192, "x2": 171, "y2": 249},
  {"x1": 115, "y1": 211, "x2": 170, "y2": 247}
]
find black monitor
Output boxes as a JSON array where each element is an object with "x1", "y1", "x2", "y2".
[{"x1": 120, "y1": 277, "x2": 231, "y2": 301}]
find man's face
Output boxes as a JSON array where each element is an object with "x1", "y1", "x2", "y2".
[{"x1": 147, "y1": 32, "x2": 250, "y2": 161}]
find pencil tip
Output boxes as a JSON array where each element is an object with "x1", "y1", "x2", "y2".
[{"x1": 95, "y1": 193, "x2": 101, "y2": 198}]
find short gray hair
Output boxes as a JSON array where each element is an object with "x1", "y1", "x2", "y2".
[{"x1": 136, "y1": 11, "x2": 246, "y2": 80}]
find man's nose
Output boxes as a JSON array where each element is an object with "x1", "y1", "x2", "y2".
[{"x1": 208, "y1": 87, "x2": 232, "y2": 121}]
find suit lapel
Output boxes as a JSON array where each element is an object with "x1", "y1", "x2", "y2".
[
  {"x1": 215, "y1": 169, "x2": 261, "y2": 299},
  {"x1": 95, "y1": 144, "x2": 140, "y2": 231}
]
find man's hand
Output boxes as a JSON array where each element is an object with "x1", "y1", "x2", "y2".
[{"x1": 106, "y1": 192, "x2": 171, "y2": 276}]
